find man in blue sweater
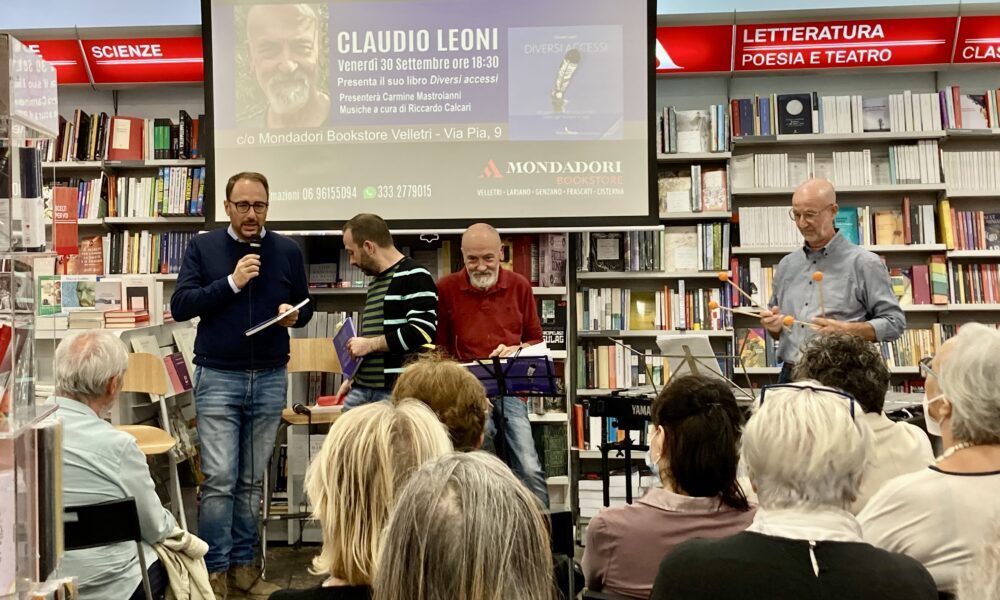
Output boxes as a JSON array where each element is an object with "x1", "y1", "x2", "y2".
[{"x1": 171, "y1": 171, "x2": 313, "y2": 600}]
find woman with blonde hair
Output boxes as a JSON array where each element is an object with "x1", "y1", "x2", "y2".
[
  {"x1": 373, "y1": 452, "x2": 555, "y2": 600},
  {"x1": 270, "y1": 399, "x2": 452, "y2": 600}
]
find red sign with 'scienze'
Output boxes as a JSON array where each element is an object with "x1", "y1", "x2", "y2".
[
  {"x1": 82, "y1": 37, "x2": 203, "y2": 84},
  {"x1": 655, "y1": 25, "x2": 733, "y2": 74},
  {"x1": 735, "y1": 17, "x2": 957, "y2": 71},
  {"x1": 954, "y1": 15, "x2": 1000, "y2": 64},
  {"x1": 21, "y1": 40, "x2": 90, "y2": 85}
]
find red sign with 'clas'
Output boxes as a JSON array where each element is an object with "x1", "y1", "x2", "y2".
[
  {"x1": 655, "y1": 25, "x2": 733, "y2": 74},
  {"x1": 82, "y1": 37, "x2": 203, "y2": 84},
  {"x1": 954, "y1": 15, "x2": 1000, "y2": 64},
  {"x1": 735, "y1": 17, "x2": 957, "y2": 71},
  {"x1": 21, "y1": 40, "x2": 90, "y2": 85}
]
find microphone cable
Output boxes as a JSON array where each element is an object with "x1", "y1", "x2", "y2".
[{"x1": 246, "y1": 235, "x2": 263, "y2": 578}]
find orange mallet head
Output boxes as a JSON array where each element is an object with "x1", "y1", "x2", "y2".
[
  {"x1": 812, "y1": 271, "x2": 824, "y2": 282},
  {"x1": 708, "y1": 300, "x2": 720, "y2": 310},
  {"x1": 783, "y1": 315, "x2": 795, "y2": 327},
  {"x1": 717, "y1": 271, "x2": 730, "y2": 282}
]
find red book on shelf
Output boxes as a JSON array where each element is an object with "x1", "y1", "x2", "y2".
[
  {"x1": 573, "y1": 404, "x2": 585, "y2": 450},
  {"x1": 912, "y1": 264, "x2": 931, "y2": 305},
  {"x1": 106, "y1": 116, "x2": 145, "y2": 161},
  {"x1": 901, "y1": 197, "x2": 912, "y2": 244},
  {"x1": 52, "y1": 186, "x2": 78, "y2": 256}
]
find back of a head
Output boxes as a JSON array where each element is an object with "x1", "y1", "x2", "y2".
[
  {"x1": 792, "y1": 332, "x2": 889, "y2": 414},
  {"x1": 651, "y1": 375, "x2": 748, "y2": 510},
  {"x1": 344, "y1": 213, "x2": 393, "y2": 248},
  {"x1": 940, "y1": 323, "x2": 1000, "y2": 446},
  {"x1": 392, "y1": 355, "x2": 490, "y2": 450},
  {"x1": 374, "y1": 452, "x2": 555, "y2": 600},
  {"x1": 305, "y1": 399, "x2": 452, "y2": 585},
  {"x1": 54, "y1": 330, "x2": 129, "y2": 402},
  {"x1": 742, "y1": 381, "x2": 874, "y2": 511}
]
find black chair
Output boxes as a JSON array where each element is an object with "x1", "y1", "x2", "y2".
[{"x1": 64, "y1": 497, "x2": 153, "y2": 600}]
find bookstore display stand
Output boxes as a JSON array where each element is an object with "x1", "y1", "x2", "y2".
[{"x1": 0, "y1": 34, "x2": 76, "y2": 600}]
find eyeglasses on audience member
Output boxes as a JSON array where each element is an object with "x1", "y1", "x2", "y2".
[{"x1": 759, "y1": 382, "x2": 857, "y2": 419}]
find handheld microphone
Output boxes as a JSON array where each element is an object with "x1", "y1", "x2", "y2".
[
  {"x1": 248, "y1": 234, "x2": 262, "y2": 250},
  {"x1": 551, "y1": 48, "x2": 581, "y2": 113},
  {"x1": 292, "y1": 403, "x2": 312, "y2": 416}
]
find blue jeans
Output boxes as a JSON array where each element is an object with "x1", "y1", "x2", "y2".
[
  {"x1": 194, "y1": 365, "x2": 287, "y2": 574},
  {"x1": 343, "y1": 384, "x2": 391, "y2": 410},
  {"x1": 486, "y1": 397, "x2": 550, "y2": 507}
]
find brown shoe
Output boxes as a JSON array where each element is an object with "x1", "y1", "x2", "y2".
[
  {"x1": 229, "y1": 564, "x2": 282, "y2": 599},
  {"x1": 209, "y1": 570, "x2": 228, "y2": 600}
]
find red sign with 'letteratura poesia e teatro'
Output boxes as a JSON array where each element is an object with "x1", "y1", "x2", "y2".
[{"x1": 735, "y1": 17, "x2": 957, "y2": 71}]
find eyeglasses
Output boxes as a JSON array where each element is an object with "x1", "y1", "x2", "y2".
[
  {"x1": 788, "y1": 204, "x2": 834, "y2": 222},
  {"x1": 759, "y1": 383, "x2": 856, "y2": 419},
  {"x1": 919, "y1": 356, "x2": 938, "y2": 379},
  {"x1": 228, "y1": 201, "x2": 269, "y2": 214}
]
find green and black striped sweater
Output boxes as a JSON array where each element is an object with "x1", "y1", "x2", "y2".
[{"x1": 353, "y1": 256, "x2": 438, "y2": 388}]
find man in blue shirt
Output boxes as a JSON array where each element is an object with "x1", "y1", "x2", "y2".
[
  {"x1": 759, "y1": 178, "x2": 905, "y2": 383},
  {"x1": 49, "y1": 331, "x2": 178, "y2": 600},
  {"x1": 172, "y1": 171, "x2": 313, "y2": 599}
]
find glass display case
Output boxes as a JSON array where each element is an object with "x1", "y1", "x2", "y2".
[{"x1": 0, "y1": 33, "x2": 73, "y2": 600}]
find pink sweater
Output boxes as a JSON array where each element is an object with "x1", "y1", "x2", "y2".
[{"x1": 583, "y1": 487, "x2": 756, "y2": 599}]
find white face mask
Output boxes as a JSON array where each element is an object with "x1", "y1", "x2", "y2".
[{"x1": 923, "y1": 393, "x2": 946, "y2": 437}]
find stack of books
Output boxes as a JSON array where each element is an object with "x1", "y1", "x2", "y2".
[{"x1": 104, "y1": 309, "x2": 150, "y2": 329}]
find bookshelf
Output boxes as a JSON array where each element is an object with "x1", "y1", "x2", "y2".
[{"x1": 568, "y1": 53, "x2": 1000, "y2": 524}]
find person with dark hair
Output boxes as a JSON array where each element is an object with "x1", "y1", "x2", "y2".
[
  {"x1": 581, "y1": 375, "x2": 755, "y2": 599},
  {"x1": 649, "y1": 382, "x2": 937, "y2": 600},
  {"x1": 172, "y1": 171, "x2": 313, "y2": 599},
  {"x1": 793, "y1": 332, "x2": 932, "y2": 512},
  {"x1": 338, "y1": 213, "x2": 438, "y2": 409}
]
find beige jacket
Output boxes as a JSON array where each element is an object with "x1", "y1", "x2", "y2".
[{"x1": 152, "y1": 527, "x2": 214, "y2": 600}]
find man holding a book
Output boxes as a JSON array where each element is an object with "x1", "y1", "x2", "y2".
[
  {"x1": 337, "y1": 213, "x2": 439, "y2": 409},
  {"x1": 436, "y1": 223, "x2": 549, "y2": 506},
  {"x1": 171, "y1": 171, "x2": 313, "y2": 599},
  {"x1": 759, "y1": 178, "x2": 905, "y2": 383}
]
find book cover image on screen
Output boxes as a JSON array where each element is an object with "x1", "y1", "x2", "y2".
[{"x1": 208, "y1": 0, "x2": 653, "y2": 227}]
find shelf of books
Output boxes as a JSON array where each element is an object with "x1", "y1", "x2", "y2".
[{"x1": 569, "y1": 62, "x2": 1000, "y2": 520}]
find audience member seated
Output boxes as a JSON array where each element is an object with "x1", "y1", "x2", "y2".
[
  {"x1": 859, "y1": 323, "x2": 1000, "y2": 593},
  {"x1": 792, "y1": 332, "x2": 934, "y2": 512},
  {"x1": 373, "y1": 452, "x2": 554, "y2": 600},
  {"x1": 270, "y1": 399, "x2": 452, "y2": 600},
  {"x1": 48, "y1": 331, "x2": 179, "y2": 600},
  {"x1": 391, "y1": 354, "x2": 490, "y2": 450},
  {"x1": 649, "y1": 381, "x2": 938, "y2": 600},
  {"x1": 581, "y1": 375, "x2": 756, "y2": 599}
]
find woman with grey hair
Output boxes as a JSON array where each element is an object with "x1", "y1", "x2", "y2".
[
  {"x1": 859, "y1": 323, "x2": 1000, "y2": 594},
  {"x1": 48, "y1": 331, "x2": 178, "y2": 600},
  {"x1": 649, "y1": 381, "x2": 937, "y2": 600},
  {"x1": 373, "y1": 452, "x2": 555, "y2": 600}
]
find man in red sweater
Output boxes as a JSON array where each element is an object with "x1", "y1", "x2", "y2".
[{"x1": 436, "y1": 223, "x2": 549, "y2": 506}]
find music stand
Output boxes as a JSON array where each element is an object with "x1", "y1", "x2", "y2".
[{"x1": 465, "y1": 354, "x2": 559, "y2": 462}]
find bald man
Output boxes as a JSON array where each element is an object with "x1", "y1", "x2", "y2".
[
  {"x1": 436, "y1": 223, "x2": 549, "y2": 506},
  {"x1": 241, "y1": 3, "x2": 330, "y2": 129},
  {"x1": 759, "y1": 179, "x2": 905, "y2": 382}
]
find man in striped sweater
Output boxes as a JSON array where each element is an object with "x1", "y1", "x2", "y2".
[{"x1": 338, "y1": 213, "x2": 438, "y2": 408}]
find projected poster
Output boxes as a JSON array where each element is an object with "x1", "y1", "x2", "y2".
[{"x1": 209, "y1": 0, "x2": 652, "y2": 225}]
